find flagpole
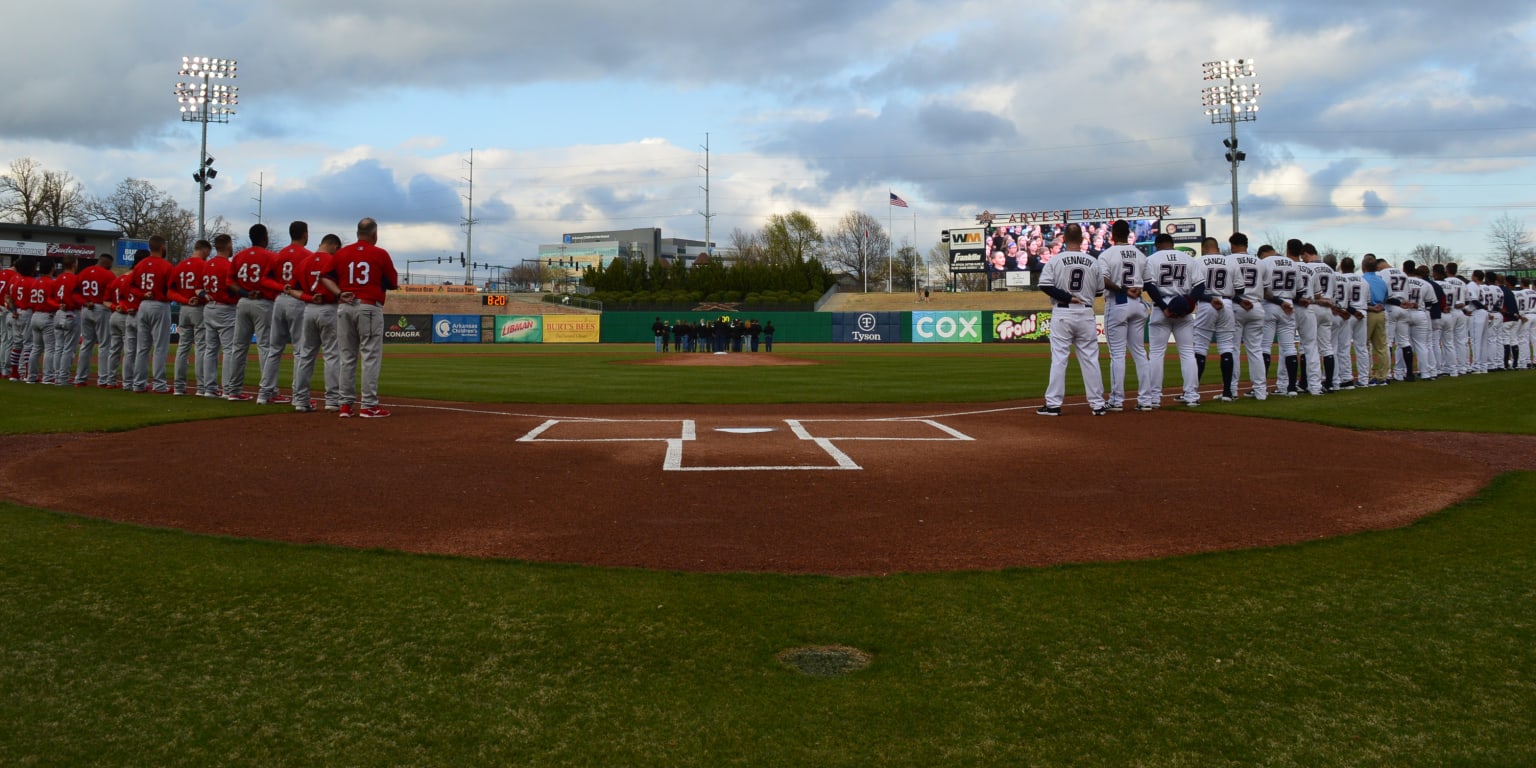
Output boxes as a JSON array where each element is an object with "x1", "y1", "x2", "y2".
[
  {"x1": 913, "y1": 210, "x2": 918, "y2": 297},
  {"x1": 887, "y1": 189, "x2": 893, "y2": 293}
]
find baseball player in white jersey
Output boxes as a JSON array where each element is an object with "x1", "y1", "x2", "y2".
[
  {"x1": 1429, "y1": 263, "x2": 1455, "y2": 377},
  {"x1": 1229, "y1": 234, "x2": 1269, "y2": 399},
  {"x1": 1192, "y1": 237, "x2": 1241, "y2": 401},
  {"x1": 1378, "y1": 259, "x2": 1412, "y2": 380},
  {"x1": 1261, "y1": 240, "x2": 1306, "y2": 396},
  {"x1": 1141, "y1": 233, "x2": 1208, "y2": 407},
  {"x1": 1300, "y1": 244, "x2": 1337, "y2": 393},
  {"x1": 1096, "y1": 220, "x2": 1150, "y2": 411},
  {"x1": 1331, "y1": 257, "x2": 1368, "y2": 388},
  {"x1": 1400, "y1": 268, "x2": 1434, "y2": 381},
  {"x1": 1037, "y1": 223, "x2": 1107, "y2": 416},
  {"x1": 1492, "y1": 272, "x2": 1519, "y2": 369},
  {"x1": 1518, "y1": 279, "x2": 1536, "y2": 368},
  {"x1": 1442, "y1": 264, "x2": 1470, "y2": 375},
  {"x1": 1466, "y1": 271, "x2": 1493, "y2": 373}
]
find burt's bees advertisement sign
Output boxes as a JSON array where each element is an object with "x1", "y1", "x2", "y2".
[{"x1": 542, "y1": 315, "x2": 600, "y2": 344}]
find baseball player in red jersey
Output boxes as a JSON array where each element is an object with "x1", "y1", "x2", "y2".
[
  {"x1": 25, "y1": 261, "x2": 60, "y2": 384},
  {"x1": 49, "y1": 254, "x2": 84, "y2": 386},
  {"x1": 334, "y1": 217, "x2": 400, "y2": 418},
  {"x1": 288, "y1": 233, "x2": 344, "y2": 412},
  {"x1": 103, "y1": 262, "x2": 141, "y2": 389},
  {"x1": 73, "y1": 253, "x2": 116, "y2": 386},
  {"x1": 5, "y1": 257, "x2": 38, "y2": 380},
  {"x1": 0, "y1": 262, "x2": 15, "y2": 379},
  {"x1": 258, "y1": 221, "x2": 312, "y2": 404},
  {"x1": 198, "y1": 234, "x2": 240, "y2": 398},
  {"x1": 168, "y1": 240, "x2": 210, "y2": 395},
  {"x1": 128, "y1": 236, "x2": 174, "y2": 393},
  {"x1": 225, "y1": 224, "x2": 284, "y2": 400}
]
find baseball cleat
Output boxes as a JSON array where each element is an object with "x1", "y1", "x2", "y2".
[
  {"x1": 359, "y1": 406, "x2": 391, "y2": 419},
  {"x1": 1090, "y1": 407, "x2": 1108, "y2": 416},
  {"x1": 1035, "y1": 405, "x2": 1061, "y2": 416},
  {"x1": 225, "y1": 393, "x2": 254, "y2": 402},
  {"x1": 1134, "y1": 404, "x2": 1158, "y2": 411},
  {"x1": 324, "y1": 404, "x2": 340, "y2": 412},
  {"x1": 1283, "y1": 390, "x2": 1298, "y2": 397},
  {"x1": 338, "y1": 404, "x2": 354, "y2": 418}
]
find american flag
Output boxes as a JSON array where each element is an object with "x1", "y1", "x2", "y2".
[{"x1": 889, "y1": 192, "x2": 908, "y2": 208}]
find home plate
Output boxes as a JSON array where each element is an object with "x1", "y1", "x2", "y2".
[{"x1": 717, "y1": 427, "x2": 775, "y2": 434}]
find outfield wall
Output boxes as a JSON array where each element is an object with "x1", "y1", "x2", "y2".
[{"x1": 380, "y1": 310, "x2": 1106, "y2": 344}]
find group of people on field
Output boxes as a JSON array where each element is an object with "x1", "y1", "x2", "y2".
[
  {"x1": 1037, "y1": 221, "x2": 1535, "y2": 415},
  {"x1": 652, "y1": 317, "x2": 774, "y2": 353},
  {"x1": 1, "y1": 218, "x2": 399, "y2": 418}
]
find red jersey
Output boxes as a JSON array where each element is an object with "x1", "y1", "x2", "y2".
[
  {"x1": 75, "y1": 265, "x2": 116, "y2": 306},
  {"x1": 12, "y1": 274, "x2": 35, "y2": 311},
  {"x1": 294, "y1": 251, "x2": 339, "y2": 303},
  {"x1": 110, "y1": 273, "x2": 141, "y2": 313},
  {"x1": 130, "y1": 254, "x2": 174, "y2": 302},
  {"x1": 201, "y1": 257, "x2": 239, "y2": 305},
  {"x1": 0, "y1": 268, "x2": 15, "y2": 310},
  {"x1": 271, "y1": 244, "x2": 312, "y2": 294},
  {"x1": 334, "y1": 241, "x2": 399, "y2": 305},
  {"x1": 32, "y1": 274, "x2": 61, "y2": 313},
  {"x1": 231, "y1": 246, "x2": 283, "y2": 300},
  {"x1": 53, "y1": 271, "x2": 82, "y2": 311},
  {"x1": 168, "y1": 256, "x2": 207, "y2": 305}
]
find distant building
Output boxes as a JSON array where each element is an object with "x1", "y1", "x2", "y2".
[
  {"x1": 0, "y1": 223, "x2": 125, "y2": 269},
  {"x1": 554, "y1": 227, "x2": 715, "y2": 267}
]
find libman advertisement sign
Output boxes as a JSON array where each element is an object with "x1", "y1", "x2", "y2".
[
  {"x1": 495, "y1": 315, "x2": 543, "y2": 343},
  {"x1": 543, "y1": 314, "x2": 601, "y2": 343},
  {"x1": 912, "y1": 311, "x2": 982, "y2": 343}
]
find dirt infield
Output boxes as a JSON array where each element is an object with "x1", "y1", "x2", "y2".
[{"x1": 2, "y1": 402, "x2": 1529, "y2": 575}]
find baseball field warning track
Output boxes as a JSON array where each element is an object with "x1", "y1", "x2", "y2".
[{"x1": 0, "y1": 401, "x2": 1514, "y2": 575}]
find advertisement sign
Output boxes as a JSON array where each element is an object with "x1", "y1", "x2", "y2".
[
  {"x1": 1, "y1": 240, "x2": 46, "y2": 258},
  {"x1": 913, "y1": 311, "x2": 982, "y2": 344},
  {"x1": 947, "y1": 228, "x2": 987, "y2": 274},
  {"x1": 991, "y1": 311, "x2": 1050, "y2": 343},
  {"x1": 833, "y1": 312, "x2": 902, "y2": 343},
  {"x1": 432, "y1": 314, "x2": 481, "y2": 344},
  {"x1": 989, "y1": 312, "x2": 1107, "y2": 344},
  {"x1": 115, "y1": 239, "x2": 150, "y2": 268},
  {"x1": 1160, "y1": 217, "x2": 1206, "y2": 258},
  {"x1": 495, "y1": 315, "x2": 543, "y2": 343},
  {"x1": 384, "y1": 314, "x2": 432, "y2": 343},
  {"x1": 48, "y1": 243, "x2": 98, "y2": 259},
  {"x1": 543, "y1": 315, "x2": 601, "y2": 343}
]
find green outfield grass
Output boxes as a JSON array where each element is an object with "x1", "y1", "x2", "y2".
[{"x1": 2, "y1": 345, "x2": 1534, "y2": 766}]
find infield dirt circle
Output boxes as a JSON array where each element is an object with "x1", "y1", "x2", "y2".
[{"x1": 2, "y1": 397, "x2": 1523, "y2": 575}]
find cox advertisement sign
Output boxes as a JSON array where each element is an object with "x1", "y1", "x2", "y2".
[
  {"x1": 833, "y1": 312, "x2": 902, "y2": 343},
  {"x1": 432, "y1": 314, "x2": 481, "y2": 343},
  {"x1": 913, "y1": 311, "x2": 982, "y2": 343}
]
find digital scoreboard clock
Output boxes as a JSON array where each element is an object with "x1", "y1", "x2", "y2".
[{"x1": 482, "y1": 294, "x2": 508, "y2": 307}]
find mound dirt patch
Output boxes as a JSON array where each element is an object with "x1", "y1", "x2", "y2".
[{"x1": 0, "y1": 402, "x2": 1521, "y2": 575}]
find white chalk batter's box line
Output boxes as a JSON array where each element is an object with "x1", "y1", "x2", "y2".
[{"x1": 515, "y1": 418, "x2": 975, "y2": 472}]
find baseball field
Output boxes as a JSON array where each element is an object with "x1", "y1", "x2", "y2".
[{"x1": 2, "y1": 343, "x2": 1533, "y2": 766}]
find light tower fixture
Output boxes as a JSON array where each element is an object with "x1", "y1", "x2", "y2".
[
  {"x1": 1201, "y1": 58, "x2": 1259, "y2": 236},
  {"x1": 176, "y1": 56, "x2": 239, "y2": 242}
]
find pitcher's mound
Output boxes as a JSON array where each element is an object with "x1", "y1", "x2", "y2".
[{"x1": 625, "y1": 354, "x2": 817, "y2": 367}]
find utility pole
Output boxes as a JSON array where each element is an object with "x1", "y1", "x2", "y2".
[
  {"x1": 250, "y1": 171, "x2": 264, "y2": 225},
  {"x1": 462, "y1": 148, "x2": 478, "y2": 285},
  {"x1": 699, "y1": 133, "x2": 714, "y2": 257}
]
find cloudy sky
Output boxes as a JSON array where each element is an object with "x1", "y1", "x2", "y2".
[{"x1": 3, "y1": 0, "x2": 1534, "y2": 279}]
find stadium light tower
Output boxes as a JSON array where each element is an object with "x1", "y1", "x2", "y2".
[
  {"x1": 1202, "y1": 58, "x2": 1259, "y2": 235},
  {"x1": 176, "y1": 56, "x2": 239, "y2": 242}
]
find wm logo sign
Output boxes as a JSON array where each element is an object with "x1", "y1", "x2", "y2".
[{"x1": 952, "y1": 232, "x2": 983, "y2": 244}]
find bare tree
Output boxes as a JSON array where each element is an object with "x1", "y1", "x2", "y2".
[
  {"x1": 88, "y1": 178, "x2": 198, "y2": 258},
  {"x1": 728, "y1": 226, "x2": 766, "y2": 263},
  {"x1": 40, "y1": 170, "x2": 89, "y2": 227},
  {"x1": 1, "y1": 158, "x2": 47, "y2": 224},
  {"x1": 1408, "y1": 243, "x2": 1453, "y2": 266},
  {"x1": 825, "y1": 211, "x2": 890, "y2": 291},
  {"x1": 1487, "y1": 213, "x2": 1535, "y2": 271}
]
